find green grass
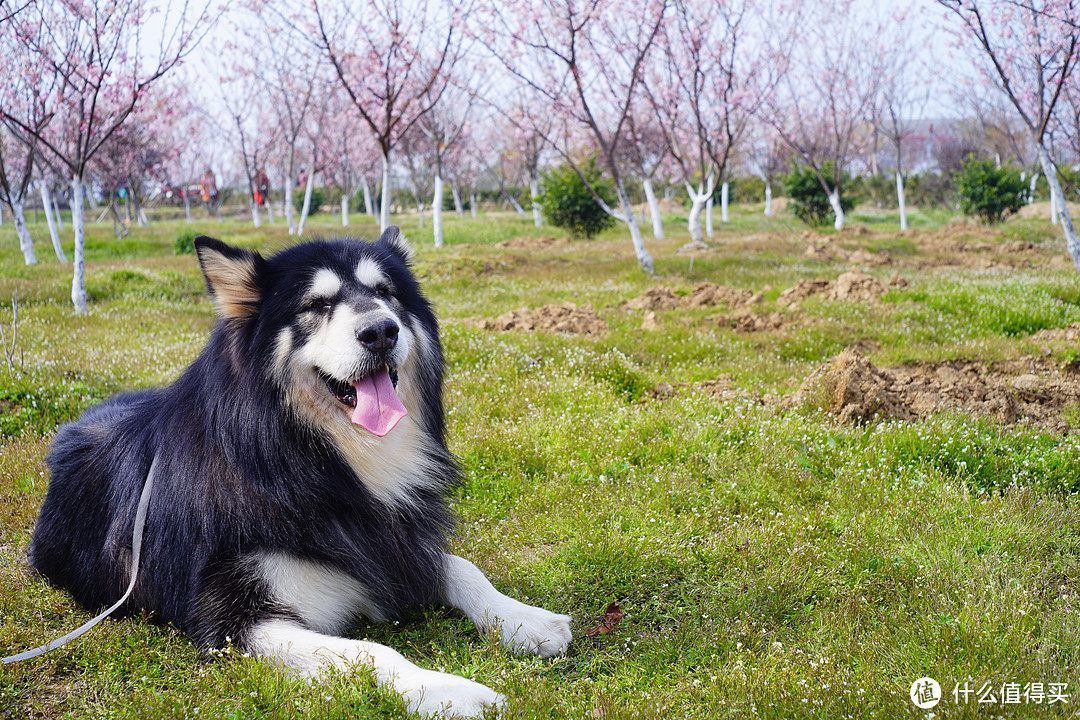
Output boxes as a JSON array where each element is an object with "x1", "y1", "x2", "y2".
[{"x1": 3, "y1": 202, "x2": 1080, "y2": 718}]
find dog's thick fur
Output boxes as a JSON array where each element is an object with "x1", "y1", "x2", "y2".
[{"x1": 29, "y1": 228, "x2": 571, "y2": 717}]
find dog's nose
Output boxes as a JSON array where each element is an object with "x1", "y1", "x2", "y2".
[{"x1": 357, "y1": 319, "x2": 399, "y2": 351}]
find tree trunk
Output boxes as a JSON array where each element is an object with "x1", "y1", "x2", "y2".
[
  {"x1": 71, "y1": 175, "x2": 87, "y2": 314},
  {"x1": 452, "y1": 183, "x2": 464, "y2": 216},
  {"x1": 470, "y1": 192, "x2": 477, "y2": 219},
  {"x1": 53, "y1": 191, "x2": 64, "y2": 231},
  {"x1": 380, "y1": 153, "x2": 392, "y2": 232},
  {"x1": 721, "y1": 180, "x2": 730, "y2": 223},
  {"x1": 530, "y1": 175, "x2": 542, "y2": 227},
  {"x1": 362, "y1": 176, "x2": 374, "y2": 216},
  {"x1": 285, "y1": 172, "x2": 297, "y2": 235},
  {"x1": 266, "y1": 192, "x2": 275, "y2": 224},
  {"x1": 642, "y1": 178, "x2": 664, "y2": 239},
  {"x1": 684, "y1": 177, "x2": 714, "y2": 247},
  {"x1": 1028, "y1": 172, "x2": 1039, "y2": 204},
  {"x1": 615, "y1": 179, "x2": 654, "y2": 274},
  {"x1": 896, "y1": 170, "x2": 908, "y2": 232},
  {"x1": 1036, "y1": 142, "x2": 1080, "y2": 270},
  {"x1": 828, "y1": 188, "x2": 845, "y2": 231},
  {"x1": 341, "y1": 193, "x2": 350, "y2": 227},
  {"x1": 297, "y1": 170, "x2": 315, "y2": 236},
  {"x1": 507, "y1": 192, "x2": 527, "y2": 217},
  {"x1": 40, "y1": 181, "x2": 62, "y2": 256},
  {"x1": 433, "y1": 174, "x2": 444, "y2": 247},
  {"x1": 705, "y1": 195, "x2": 714, "y2": 238},
  {"x1": 183, "y1": 193, "x2": 192, "y2": 224},
  {"x1": 764, "y1": 179, "x2": 773, "y2": 216},
  {"x1": 11, "y1": 198, "x2": 36, "y2": 265},
  {"x1": 251, "y1": 199, "x2": 262, "y2": 228}
]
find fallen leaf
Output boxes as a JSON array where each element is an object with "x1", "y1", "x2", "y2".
[{"x1": 585, "y1": 601, "x2": 624, "y2": 637}]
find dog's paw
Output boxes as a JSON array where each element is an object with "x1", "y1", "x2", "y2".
[
  {"x1": 399, "y1": 669, "x2": 505, "y2": 718},
  {"x1": 495, "y1": 602, "x2": 573, "y2": 658}
]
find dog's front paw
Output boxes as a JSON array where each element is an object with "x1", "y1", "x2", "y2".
[
  {"x1": 496, "y1": 602, "x2": 573, "y2": 658},
  {"x1": 399, "y1": 668, "x2": 505, "y2": 718}
]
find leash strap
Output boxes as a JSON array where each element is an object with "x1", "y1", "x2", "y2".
[{"x1": 2, "y1": 455, "x2": 157, "y2": 664}]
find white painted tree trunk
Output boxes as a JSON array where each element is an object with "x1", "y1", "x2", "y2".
[
  {"x1": 341, "y1": 193, "x2": 350, "y2": 227},
  {"x1": 507, "y1": 193, "x2": 527, "y2": 217},
  {"x1": 183, "y1": 194, "x2": 192, "y2": 223},
  {"x1": 452, "y1": 183, "x2": 464, "y2": 216},
  {"x1": 1036, "y1": 142, "x2": 1080, "y2": 269},
  {"x1": 764, "y1": 180, "x2": 773, "y2": 216},
  {"x1": 137, "y1": 207, "x2": 149, "y2": 227},
  {"x1": 705, "y1": 195, "x2": 714, "y2": 237},
  {"x1": 530, "y1": 176, "x2": 542, "y2": 227},
  {"x1": 11, "y1": 198, "x2": 36, "y2": 265},
  {"x1": 266, "y1": 193, "x2": 275, "y2": 224},
  {"x1": 70, "y1": 175, "x2": 87, "y2": 314},
  {"x1": 362, "y1": 176, "x2": 374, "y2": 216},
  {"x1": 53, "y1": 192, "x2": 64, "y2": 231},
  {"x1": 721, "y1": 180, "x2": 730, "y2": 223},
  {"x1": 40, "y1": 181, "x2": 62, "y2": 256},
  {"x1": 828, "y1": 189, "x2": 845, "y2": 231},
  {"x1": 380, "y1": 153, "x2": 392, "y2": 232},
  {"x1": 684, "y1": 176, "x2": 715, "y2": 246},
  {"x1": 251, "y1": 199, "x2": 262, "y2": 228},
  {"x1": 614, "y1": 179, "x2": 654, "y2": 274},
  {"x1": 470, "y1": 192, "x2": 477, "y2": 218},
  {"x1": 285, "y1": 173, "x2": 297, "y2": 235},
  {"x1": 433, "y1": 174, "x2": 444, "y2": 247},
  {"x1": 642, "y1": 178, "x2": 664, "y2": 239},
  {"x1": 297, "y1": 170, "x2": 315, "y2": 236},
  {"x1": 1029, "y1": 172, "x2": 1039, "y2": 204},
  {"x1": 896, "y1": 171, "x2": 908, "y2": 232}
]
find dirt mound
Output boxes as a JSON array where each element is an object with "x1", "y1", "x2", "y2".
[
  {"x1": 778, "y1": 271, "x2": 898, "y2": 306},
  {"x1": 793, "y1": 348, "x2": 1080, "y2": 430},
  {"x1": 480, "y1": 302, "x2": 608, "y2": 335},
  {"x1": 715, "y1": 310, "x2": 790, "y2": 333},
  {"x1": 1032, "y1": 322, "x2": 1080, "y2": 342},
  {"x1": 494, "y1": 235, "x2": 571, "y2": 249},
  {"x1": 824, "y1": 270, "x2": 886, "y2": 302},
  {"x1": 803, "y1": 244, "x2": 893, "y2": 266},
  {"x1": 626, "y1": 283, "x2": 762, "y2": 311}
]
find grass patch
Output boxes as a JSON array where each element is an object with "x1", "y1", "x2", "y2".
[{"x1": 2, "y1": 205, "x2": 1080, "y2": 717}]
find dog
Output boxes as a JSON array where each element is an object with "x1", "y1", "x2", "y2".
[{"x1": 28, "y1": 228, "x2": 572, "y2": 717}]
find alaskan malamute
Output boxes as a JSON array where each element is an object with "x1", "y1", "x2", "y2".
[{"x1": 28, "y1": 228, "x2": 571, "y2": 717}]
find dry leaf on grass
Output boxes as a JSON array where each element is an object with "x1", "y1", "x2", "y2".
[{"x1": 585, "y1": 602, "x2": 624, "y2": 637}]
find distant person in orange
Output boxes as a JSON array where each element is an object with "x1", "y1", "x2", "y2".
[
  {"x1": 200, "y1": 169, "x2": 221, "y2": 220},
  {"x1": 255, "y1": 168, "x2": 270, "y2": 207}
]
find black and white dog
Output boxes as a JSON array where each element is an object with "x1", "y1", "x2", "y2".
[{"x1": 29, "y1": 228, "x2": 571, "y2": 717}]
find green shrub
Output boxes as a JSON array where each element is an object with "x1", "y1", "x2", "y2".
[
  {"x1": 783, "y1": 162, "x2": 855, "y2": 226},
  {"x1": 293, "y1": 186, "x2": 329, "y2": 213},
  {"x1": 540, "y1": 158, "x2": 616, "y2": 239},
  {"x1": 955, "y1": 155, "x2": 1026, "y2": 224},
  {"x1": 174, "y1": 228, "x2": 198, "y2": 255}
]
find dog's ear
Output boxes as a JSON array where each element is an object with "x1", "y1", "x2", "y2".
[
  {"x1": 377, "y1": 225, "x2": 415, "y2": 263},
  {"x1": 194, "y1": 236, "x2": 265, "y2": 320}
]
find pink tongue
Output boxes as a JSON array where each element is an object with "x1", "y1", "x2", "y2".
[{"x1": 351, "y1": 369, "x2": 408, "y2": 436}]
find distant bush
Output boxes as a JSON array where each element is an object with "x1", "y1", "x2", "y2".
[
  {"x1": 727, "y1": 175, "x2": 769, "y2": 204},
  {"x1": 540, "y1": 158, "x2": 616, "y2": 239},
  {"x1": 955, "y1": 156, "x2": 1026, "y2": 224},
  {"x1": 783, "y1": 162, "x2": 855, "y2": 226},
  {"x1": 174, "y1": 228, "x2": 198, "y2": 255},
  {"x1": 293, "y1": 186, "x2": 329, "y2": 213}
]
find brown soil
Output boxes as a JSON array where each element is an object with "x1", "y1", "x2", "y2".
[
  {"x1": 777, "y1": 270, "x2": 899, "y2": 306},
  {"x1": 714, "y1": 309, "x2": 790, "y2": 333},
  {"x1": 494, "y1": 235, "x2": 572, "y2": 249},
  {"x1": 478, "y1": 302, "x2": 608, "y2": 335},
  {"x1": 790, "y1": 347, "x2": 1080, "y2": 431},
  {"x1": 625, "y1": 282, "x2": 763, "y2": 311}
]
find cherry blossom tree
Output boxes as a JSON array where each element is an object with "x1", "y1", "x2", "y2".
[
  {"x1": 938, "y1": 0, "x2": 1080, "y2": 269},
  {"x1": 0, "y1": 0, "x2": 216, "y2": 313},
  {"x1": 313, "y1": 0, "x2": 469, "y2": 233},
  {"x1": 482, "y1": 0, "x2": 669, "y2": 273},
  {"x1": 766, "y1": 0, "x2": 882, "y2": 231},
  {"x1": 645, "y1": 0, "x2": 762, "y2": 246},
  {"x1": 418, "y1": 80, "x2": 478, "y2": 246}
]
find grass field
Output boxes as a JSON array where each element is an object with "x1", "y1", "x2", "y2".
[{"x1": 2, "y1": 201, "x2": 1080, "y2": 718}]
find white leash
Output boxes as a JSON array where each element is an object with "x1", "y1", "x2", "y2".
[{"x1": 2, "y1": 454, "x2": 157, "y2": 664}]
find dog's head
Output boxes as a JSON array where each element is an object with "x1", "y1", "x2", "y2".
[{"x1": 193, "y1": 228, "x2": 443, "y2": 445}]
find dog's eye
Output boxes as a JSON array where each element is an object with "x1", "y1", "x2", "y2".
[
  {"x1": 306, "y1": 297, "x2": 333, "y2": 312},
  {"x1": 375, "y1": 285, "x2": 392, "y2": 298}
]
